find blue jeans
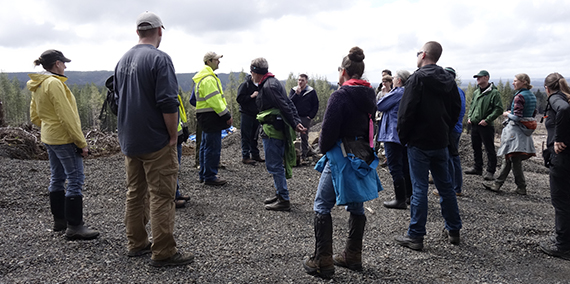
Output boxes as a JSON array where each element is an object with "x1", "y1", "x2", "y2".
[
  {"x1": 313, "y1": 160, "x2": 364, "y2": 215},
  {"x1": 199, "y1": 130, "x2": 222, "y2": 181},
  {"x1": 240, "y1": 113, "x2": 260, "y2": 159},
  {"x1": 45, "y1": 143, "x2": 84, "y2": 197},
  {"x1": 176, "y1": 143, "x2": 182, "y2": 199},
  {"x1": 407, "y1": 146, "x2": 462, "y2": 238},
  {"x1": 449, "y1": 131, "x2": 463, "y2": 194},
  {"x1": 262, "y1": 137, "x2": 289, "y2": 200}
]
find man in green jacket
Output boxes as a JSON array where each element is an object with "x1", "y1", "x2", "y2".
[
  {"x1": 193, "y1": 51, "x2": 232, "y2": 186},
  {"x1": 465, "y1": 70, "x2": 503, "y2": 181}
]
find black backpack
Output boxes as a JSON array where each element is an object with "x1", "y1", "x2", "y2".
[{"x1": 99, "y1": 75, "x2": 118, "y2": 119}]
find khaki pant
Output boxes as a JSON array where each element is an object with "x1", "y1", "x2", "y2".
[{"x1": 124, "y1": 144, "x2": 178, "y2": 260}]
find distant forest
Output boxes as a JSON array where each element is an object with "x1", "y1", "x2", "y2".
[
  {"x1": 0, "y1": 71, "x2": 547, "y2": 136},
  {"x1": 3, "y1": 71, "x2": 237, "y2": 92}
]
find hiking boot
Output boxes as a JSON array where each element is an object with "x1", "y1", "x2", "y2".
[
  {"x1": 383, "y1": 199, "x2": 407, "y2": 210},
  {"x1": 263, "y1": 194, "x2": 279, "y2": 205},
  {"x1": 515, "y1": 187, "x2": 527, "y2": 195},
  {"x1": 482, "y1": 182, "x2": 501, "y2": 192},
  {"x1": 540, "y1": 241, "x2": 570, "y2": 261},
  {"x1": 128, "y1": 242, "x2": 152, "y2": 257},
  {"x1": 175, "y1": 199, "x2": 186, "y2": 208},
  {"x1": 464, "y1": 168, "x2": 482, "y2": 175},
  {"x1": 242, "y1": 158, "x2": 256, "y2": 165},
  {"x1": 252, "y1": 156, "x2": 265, "y2": 162},
  {"x1": 442, "y1": 228, "x2": 460, "y2": 245},
  {"x1": 265, "y1": 196, "x2": 291, "y2": 211},
  {"x1": 204, "y1": 178, "x2": 227, "y2": 186},
  {"x1": 483, "y1": 171, "x2": 495, "y2": 181},
  {"x1": 149, "y1": 251, "x2": 195, "y2": 267},
  {"x1": 395, "y1": 234, "x2": 424, "y2": 251}
]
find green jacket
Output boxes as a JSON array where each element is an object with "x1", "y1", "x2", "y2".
[
  {"x1": 468, "y1": 83, "x2": 503, "y2": 125},
  {"x1": 257, "y1": 108, "x2": 297, "y2": 178}
]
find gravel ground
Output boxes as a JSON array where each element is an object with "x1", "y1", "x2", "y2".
[{"x1": 1, "y1": 125, "x2": 570, "y2": 283}]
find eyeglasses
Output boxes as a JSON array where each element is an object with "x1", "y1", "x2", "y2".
[{"x1": 416, "y1": 50, "x2": 425, "y2": 57}]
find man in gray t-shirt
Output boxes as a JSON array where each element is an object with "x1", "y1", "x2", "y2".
[{"x1": 114, "y1": 11, "x2": 193, "y2": 267}]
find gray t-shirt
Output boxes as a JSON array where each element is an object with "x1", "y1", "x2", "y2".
[{"x1": 114, "y1": 44, "x2": 179, "y2": 156}]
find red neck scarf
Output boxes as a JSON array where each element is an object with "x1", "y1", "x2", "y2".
[{"x1": 342, "y1": 79, "x2": 371, "y2": 88}]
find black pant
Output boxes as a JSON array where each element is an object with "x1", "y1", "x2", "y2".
[
  {"x1": 550, "y1": 152, "x2": 570, "y2": 250},
  {"x1": 470, "y1": 124, "x2": 497, "y2": 173},
  {"x1": 240, "y1": 113, "x2": 260, "y2": 159}
]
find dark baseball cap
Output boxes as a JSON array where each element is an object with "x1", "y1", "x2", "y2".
[
  {"x1": 40, "y1": 49, "x2": 71, "y2": 66},
  {"x1": 473, "y1": 70, "x2": 489, "y2": 78}
]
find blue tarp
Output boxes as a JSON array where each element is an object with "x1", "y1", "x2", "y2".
[{"x1": 188, "y1": 126, "x2": 236, "y2": 142}]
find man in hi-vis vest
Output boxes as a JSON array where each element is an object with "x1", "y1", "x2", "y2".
[{"x1": 193, "y1": 51, "x2": 232, "y2": 186}]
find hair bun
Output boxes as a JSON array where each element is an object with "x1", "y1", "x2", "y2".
[{"x1": 348, "y1": 47, "x2": 364, "y2": 62}]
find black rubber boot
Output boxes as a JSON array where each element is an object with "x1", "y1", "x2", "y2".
[
  {"x1": 333, "y1": 214, "x2": 366, "y2": 271},
  {"x1": 303, "y1": 213, "x2": 334, "y2": 279},
  {"x1": 65, "y1": 196, "x2": 99, "y2": 240},
  {"x1": 49, "y1": 191, "x2": 67, "y2": 232},
  {"x1": 383, "y1": 178, "x2": 407, "y2": 209}
]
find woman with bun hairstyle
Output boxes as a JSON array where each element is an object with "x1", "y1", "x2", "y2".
[
  {"x1": 28, "y1": 50, "x2": 99, "y2": 240},
  {"x1": 483, "y1": 73, "x2": 537, "y2": 195},
  {"x1": 302, "y1": 47, "x2": 382, "y2": 278},
  {"x1": 540, "y1": 72, "x2": 570, "y2": 260}
]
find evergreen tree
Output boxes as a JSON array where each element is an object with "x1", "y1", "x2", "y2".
[
  {"x1": 285, "y1": 73, "x2": 296, "y2": 91},
  {"x1": 501, "y1": 80, "x2": 513, "y2": 111},
  {"x1": 535, "y1": 89, "x2": 547, "y2": 114},
  {"x1": 224, "y1": 72, "x2": 240, "y2": 128},
  {"x1": 464, "y1": 82, "x2": 476, "y2": 129}
]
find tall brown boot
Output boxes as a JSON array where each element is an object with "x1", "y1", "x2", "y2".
[
  {"x1": 333, "y1": 213, "x2": 366, "y2": 271},
  {"x1": 302, "y1": 213, "x2": 334, "y2": 279}
]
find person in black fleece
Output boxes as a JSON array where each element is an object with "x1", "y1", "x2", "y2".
[
  {"x1": 303, "y1": 47, "x2": 378, "y2": 279},
  {"x1": 236, "y1": 74, "x2": 263, "y2": 164},
  {"x1": 289, "y1": 74, "x2": 319, "y2": 160},
  {"x1": 394, "y1": 41, "x2": 462, "y2": 251},
  {"x1": 540, "y1": 72, "x2": 570, "y2": 260}
]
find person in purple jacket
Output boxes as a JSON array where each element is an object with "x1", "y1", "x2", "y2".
[{"x1": 303, "y1": 47, "x2": 380, "y2": 279}]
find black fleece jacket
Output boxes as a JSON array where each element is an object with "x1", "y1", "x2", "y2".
[
  {"x1": 397, "y1": 64, "x2": 461, "y2": 150},
  {"x1": 236, "y1": 75, "x2": 259, "y2": 116}
]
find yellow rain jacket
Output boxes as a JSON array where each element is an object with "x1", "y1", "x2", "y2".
[
  {"x1": 27, "y1": 73, "x2": 87, "y2": 148},
  {"x1": 192, "y1": 65, "x2": 231, "y2": 132}
]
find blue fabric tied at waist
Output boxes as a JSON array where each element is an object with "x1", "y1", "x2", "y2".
[{"x1": 315, "y1": 140, "x2": 383, "y2": 206}]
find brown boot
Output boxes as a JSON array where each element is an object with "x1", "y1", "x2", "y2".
[
  {"x1": 302, "y1": 213, "x2": 334, "y2": 279},
  {"x1": 333, "y1": 214, "x2": 366, "y2": 271}
]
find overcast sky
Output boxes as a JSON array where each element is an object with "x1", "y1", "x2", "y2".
[{"x1": 1, "y1": 0, "x2": 569, "y2": 85}]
